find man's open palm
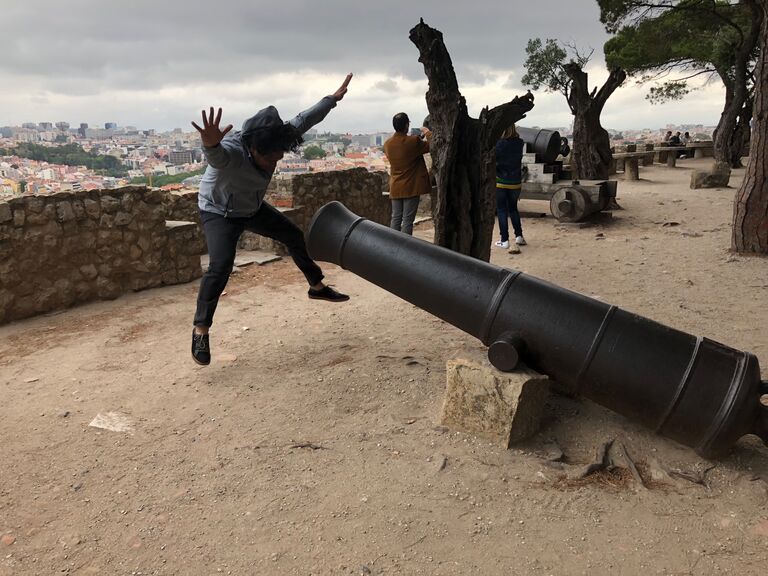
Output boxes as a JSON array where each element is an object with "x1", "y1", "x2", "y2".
[{"x1": 192, "y1": 107, "x2": 233, "y2": 148}]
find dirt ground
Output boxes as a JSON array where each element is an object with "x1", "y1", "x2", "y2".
[{"x1": 1, "y1": 157, "x2": 768, "y2": 576}]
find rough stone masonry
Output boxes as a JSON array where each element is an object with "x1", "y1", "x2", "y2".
[{"x1": 0, "y1": 187, "x2": 203, "y2": 324}]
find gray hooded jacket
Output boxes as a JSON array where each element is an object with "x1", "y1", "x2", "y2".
[{"x1": 198, "y1": 96, "x2": 337, "y2": 217}]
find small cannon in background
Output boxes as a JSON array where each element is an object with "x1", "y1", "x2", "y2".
[
  {"x1": 511, "y1": 126, "x2": 614, "y2": 223},
  {"x1": 307, "y1": 202, "x2": 768, "y2": 458},
  {"x1": 516, "y1": 127, "x2": 569, "y2": 164},
  {"x1": 422, "y1": 118, "x2": 612, "y2": 222}
]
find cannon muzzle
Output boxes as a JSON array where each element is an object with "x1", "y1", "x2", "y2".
[
  {"x1": 307, "y1": 202, "x2": 768, "y2": 458},
  {"x1": 517, "y1": 127, "x2": 566, "y2": 164}
]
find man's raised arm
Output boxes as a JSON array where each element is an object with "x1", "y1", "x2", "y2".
[{"x1": 289, "y1": 73, "x2": 353, "y2": 134}]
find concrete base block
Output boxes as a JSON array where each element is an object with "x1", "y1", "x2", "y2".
[
  {"x1": 440, "y1": 351, "x2": 550, "y2": 447},
  {"x1": 690, "y1": 163, "x2": 731, "y2": 189}
]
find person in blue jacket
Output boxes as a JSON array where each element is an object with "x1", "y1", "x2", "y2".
[
  {"x1": 189, "y1": 74, "x2": 353, "y2": 365},
  {"x1": 494, "y1": 124, "x2": 527, "y2": 249}
]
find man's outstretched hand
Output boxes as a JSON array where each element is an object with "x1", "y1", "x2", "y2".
[
  {"x1": 331, "y1": 73, "x2": 353, "y2": 102},
  {"x1": 192, "y1": 107, "x2": 233, "y2": 148}
]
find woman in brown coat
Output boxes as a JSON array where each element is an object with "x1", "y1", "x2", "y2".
[{"x1": 383, "y1": 113, "x2": 431, "y2": 235}]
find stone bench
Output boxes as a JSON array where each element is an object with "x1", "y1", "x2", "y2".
[
  {"x1": 163, "y1": 220, "x2": 205, "y2": 285},
  {"x1": 610, "y1": 152, "x2": 648, "y2": 180},
  {"x1": 658, "y1": 146, "x2": 689, "y2": 167},
  {"x1": 686, "y1": 142, "x2": 715, "y2": 159}
]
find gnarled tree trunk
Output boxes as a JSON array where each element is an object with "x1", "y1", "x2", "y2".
[
  {"x1": 732, "y1": 99, "x2": 753, "y2": 166},
  {"x1": 713, "y1": 4, "x2": 761, "y2": 170},
  {"x1": 713, "y1": 67, "x2": 752, "y2": 169},
  {"x1": 409, "y1": 20, "x2": 534, "y2": 261},
  {"x1": 732, "y1": 1, "x2": 768, "y2": 254},
  {"x1": 564, "y1": 63, "x2": 626, "y2": 180}
]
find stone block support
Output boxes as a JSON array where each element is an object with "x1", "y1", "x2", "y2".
[
  {"x1": 690, "y1": 162, "x2": 732, "y2": 189},
  {"x1": 440, "y1": 350, "x2": 550, "y2": 447},
  {"x1": 643, "y1": 144, "x2": 655, "y2": 166},
  {"x1": 625, "y1": 158, "x2": 640, "y2": 180}
]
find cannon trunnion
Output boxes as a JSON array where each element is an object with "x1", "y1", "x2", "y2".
[{"x1": 307, "y1": 201, "x2": 768, "y2": 458}]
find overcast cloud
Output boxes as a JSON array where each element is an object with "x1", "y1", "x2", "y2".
[{"x1": 0, "y1": 0, "x2": 726, "y2": 133}]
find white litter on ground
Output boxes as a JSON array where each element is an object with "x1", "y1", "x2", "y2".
[{"x1": 88, "y1": 412, "x2": 134, "y2": 433}]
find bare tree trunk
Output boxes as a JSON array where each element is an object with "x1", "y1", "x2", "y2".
[
  {"x1": 571, "y1": 107, "x2": 612, "y2": 180},
  {"x1": 409, "y1": 20, "x2": 534, "y2": 261},
  {"x1": 732, "y1": 1, "x2": 768, "y2": 254},
  {"x1": 564, "y1": 63, "x2": 626, "y2": 180}
]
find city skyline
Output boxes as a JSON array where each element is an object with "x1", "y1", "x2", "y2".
[
  {"x1": 1, "y1": 0, "x2": 728, "y2": 134},
  {"x1": 1, "y1": 119, "x2": 717, "y2": 138}
]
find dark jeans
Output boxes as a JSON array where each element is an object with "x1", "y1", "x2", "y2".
[
  {"x1": 194, "y1": 203, "x2": 324, "y2": 327},
  {"x1": 496, "y1": 187, "x2": 522, "y2": 241}
]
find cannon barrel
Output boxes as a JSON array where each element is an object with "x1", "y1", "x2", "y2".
[
  {"x1": 307, "y1": 202, "x2": 768, "y2": 458},
  {"x1": 517, "y1": 127, "x2": 564, "y2": 164}
]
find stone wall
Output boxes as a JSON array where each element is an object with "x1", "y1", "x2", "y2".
[
  {"x1": 239, "y1": 168, "x2": 392, "y2": 253},
  {"x1": 0, "y1": 169, "x2": 421, "y2": 324},
  {"x1": 292, "y1": 168, "x2": 391, "y2": 227},
  {"x1": 0, "y1": 187, "x2": 202, "y2": 325}
]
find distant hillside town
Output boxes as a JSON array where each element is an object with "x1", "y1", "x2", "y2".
[{"x1": 0, "y1": 120, "x2": 714, "y2": 198}]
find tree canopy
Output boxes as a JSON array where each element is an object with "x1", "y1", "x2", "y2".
[
  {"x1": 0, "y1": 143, "x2": 128, "y2": 176},
  {"x1": 601, "y1": 0, "x2": 757, "y2": 103},
  {"x1": 521, "y1": 38, "x2": 592, "y2": 112},
  {"x1": 599, "y1": 0, "x2": 761, "y2": 168},
  {"x1": 302, "y1": 145, "x2": 327, "y2": 160}
]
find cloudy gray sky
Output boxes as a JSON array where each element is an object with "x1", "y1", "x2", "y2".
[{"x1": 0, "y1": 0, "x2": 725, "y2": 133}]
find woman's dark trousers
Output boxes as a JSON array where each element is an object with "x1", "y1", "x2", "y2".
[{"x1": 496, "y1": 187, "x2": 523, "y2": 242}]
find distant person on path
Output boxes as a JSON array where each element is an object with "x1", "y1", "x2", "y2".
[
  {"x1": 494, "y1": 124, "x2": 526, "y2": 250},
  {"x1": 189, "y1": 74, "x2": 353, "y2": 366},
  {"x1": 383, "y1": 113, "x2": 432, "y2": 235}
]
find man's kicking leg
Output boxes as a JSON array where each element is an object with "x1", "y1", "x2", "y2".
[{"x1": 245, "y1": 202, "x2": 349, "y2": 302}]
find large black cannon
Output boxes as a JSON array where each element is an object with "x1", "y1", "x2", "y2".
[{"x1": 307, "y1": 202, "x2": 768, "y2": 458}]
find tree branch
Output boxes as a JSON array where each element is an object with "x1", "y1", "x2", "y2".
[
  {"x1": 564, "y1": 62, "x2": 590, "y2": 111},
  {"x1": 483, "y1": 92, "x2": 536, "y2": 147},
  {"x1": 595, "y1": 67, "x2": 628, "y2": 110},
  {"x1": 409, "y1": 19, "x2": 461, "y2": 99}
]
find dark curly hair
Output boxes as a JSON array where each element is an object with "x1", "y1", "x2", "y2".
[{"x1": 244, "y1": 123, "x2": 304, "y2": 155}]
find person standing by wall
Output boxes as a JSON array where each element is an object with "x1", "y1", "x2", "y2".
[
  {"x1": 189, "y1": 74, "x2": 353, "y2": 366},
  {"x1": 494, "y1": 124, "x2": 526, "y2": 249},
  {"x1": 383, "y1": 113, "x2": 432, "y2": 235}
]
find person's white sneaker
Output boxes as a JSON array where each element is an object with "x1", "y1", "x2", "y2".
[
  {"x1": 515, "y1": 236, "x2": 527, "y2": 246},
  {"x1": 494, "y1": 240, "x2": 509, "y2": 249}
]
